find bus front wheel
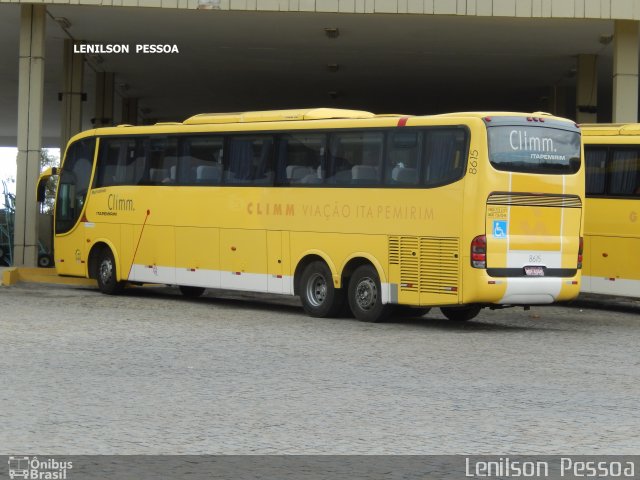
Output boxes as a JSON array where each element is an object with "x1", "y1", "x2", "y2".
[
  {"x1": 299, "y1": 261, "x2": 344, "y2": 318},
  {"x1": 348, "y1": 265, "x2": 391, "y2": 323},
  {"x1": 96, "y1": 248, "x2": 125, "y2": 295},
  {"x1": 440, "y1": 305, "x2": 481, "y2": 322},
  {"x1": 38, "y1": 253, "x2": 53, "y2": 268}
]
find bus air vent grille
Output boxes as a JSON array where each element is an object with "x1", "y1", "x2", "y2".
[
  {"x1": 487, "y1": 193, "x2": 582, "y2": 208},
  {"x1": 420, "y1": 237, "x2": 459, "y2": 295},
  {"x1": 389, "y1": 236, "x2": 460, "y2": 294}
]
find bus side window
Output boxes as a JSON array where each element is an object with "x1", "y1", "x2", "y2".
[
  {"x1": 179, "y1": 136, "x2": 224, "y2": 186},
  {"x1": 225, "y1": 136, "x2": 275, "y2": 185},
  {"x1": 277, "y1": 133, "x2": 326, "y2": 185},
  {"x1": 95, "y1": 137, "x2": 148, "y2": 187},
  {"x1": 327, "y1": 131, "x2": 383, "y2": 186},
  {"x1": 128, "y1": 139, "x2": 148, "y2": 185},
  {"x1": 423, "y1": 128, "x2": 467, "y2": 187},
  {"x1": 95, "y1": 140, "x2": 121, "y2": 187},
  {"x1": 148, "y1": 137, "x2": 178, "y2": 185},
  {"x1": 609, "y1": 148, "x2": 640, "y2": 196},
  {"x1": 585, "y1": 147, "x2": 607, "y2": 195},
  {"x1": 385, "y1": 131, "x2": 420, "y2": 186}
]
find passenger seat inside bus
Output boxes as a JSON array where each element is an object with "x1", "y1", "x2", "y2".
[
  {"x1": 351, "y1": 165, "x2": 378, "y2": 184},
  {"x1": 196, "y1": 164, "x2": 223, "y2": 184},
  {"x1": 286, "y1": 165, "x2": 315, "y2": 184}
]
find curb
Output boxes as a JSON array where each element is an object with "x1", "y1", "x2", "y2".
[{"x1": 1, "y1": 267, "x2": 96, "y2": 287}]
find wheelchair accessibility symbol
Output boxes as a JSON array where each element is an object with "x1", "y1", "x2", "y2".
[{"x1": 493, "y1": 220, "x2": 508, "y2": 238}]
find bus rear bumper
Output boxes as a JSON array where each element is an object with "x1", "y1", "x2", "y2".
[{"x1": 498, "y1": 276, "x2": 580, "y2": 305}]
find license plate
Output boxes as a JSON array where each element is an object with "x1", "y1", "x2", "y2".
[{"x1": 524, "y1": 266, "x2": 545, "y2": 277}]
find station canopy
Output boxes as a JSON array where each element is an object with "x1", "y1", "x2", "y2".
[{"x1": 0, "y1": 3, "x2": 614, "y2": 146}]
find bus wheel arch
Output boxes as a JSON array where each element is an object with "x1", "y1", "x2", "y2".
[
  {"x1": 293, "y1": 253, "x2": 338, "y2": 295},
  {"x1": 340, "y1": 255, "x2": 387, "y2": 293},
  {"x1": 346, "y1": 261, "x2": 392, "y2": 323},
  {"x1": 88, "y1": 242, "x2": 125, "y2": 294},
  {"x1": 294, "y1": 255, "x2": 345, "y2": 318}
]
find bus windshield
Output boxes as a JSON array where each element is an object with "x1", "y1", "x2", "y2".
[{"x1": 488, "y1": 125, "x2": 581, "y2": 174}]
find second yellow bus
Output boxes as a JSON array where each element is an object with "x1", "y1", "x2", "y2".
[{"x1": 581, "y1": 123, "x2": 640, "y2": 299}]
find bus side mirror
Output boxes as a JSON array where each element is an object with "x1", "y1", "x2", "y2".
[
  {"x1": 37, "y1": 182, "x2": 46, "y2": 203},
  {"x1": 37, "y1": 167, "x2": 58, "y2": 203}
]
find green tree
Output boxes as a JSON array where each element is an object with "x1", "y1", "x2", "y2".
[{"x1": 39, "y1": 149, "x2": 60, "y2": 215}]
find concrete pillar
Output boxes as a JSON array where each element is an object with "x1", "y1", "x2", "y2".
[
  {"x1": 613, "y1": 20, "x2": 640, "y2": 123},
  {"x1": 14, "y1": 5, "x2": 46, "y2": 267},
  {"x1": 121, "y1": 97, "x2": 139, "y2": 124},
  {"x1": 60, "y1": 38, "x2": 85, "y2": 148},
  {"x1": 93, "y1": 72, "x2": 115, "y2": 127},
  {"x1": 551, "y1": 86, "x2": 569, "y2": 119},
  {"x1": 576, "y1": 54, "x2": 598, "y2": 123}
]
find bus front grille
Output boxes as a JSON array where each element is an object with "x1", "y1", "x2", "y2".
[{"x1": 389, "y1": 236, "x2": 460, "y2": 295}]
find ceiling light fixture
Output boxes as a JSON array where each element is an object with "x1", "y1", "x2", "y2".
[
  {"x1": 599, "y1": 34, "x2": 613, "y2": 45},
  {"x1": 324, "y1": 27, "x2": 340, "y2": 38}
]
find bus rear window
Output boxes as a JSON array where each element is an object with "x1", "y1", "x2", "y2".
[{"x1": 487, "y1": 126, "x2": 581, "y2": 174}]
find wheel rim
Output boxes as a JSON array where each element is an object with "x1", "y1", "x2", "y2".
[
  {"x1": 355, "y1": 277, "x2": 377, "y2": 311},
  {"x1": 99, "y1": 258, "x2": 113, "y2": 284},
  {"x1": 305, "y1": 272, "x2": 327, "y2": 307}
]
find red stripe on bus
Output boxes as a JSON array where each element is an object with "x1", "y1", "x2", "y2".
[{"x1": 397, "y1": 117, "x2": 409, "y2": 127}]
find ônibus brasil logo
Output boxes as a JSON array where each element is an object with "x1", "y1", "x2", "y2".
[{"x1": 8, "y1": 456, "x2": 73, "y2": 479}]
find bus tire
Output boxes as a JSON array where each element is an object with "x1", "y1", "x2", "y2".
[
  {"x1": 440, "y1": 305, "x2": 481, "y2": 322},
  {"x1": 96, "y1": 248, "x2": 125, "y2": 295},
  {"x1": 348, "y1": 264, "x2": 391, "y2": 323},
  {"x1": 299, "y1": 261, "x2": 345, "y2": 318},
  {"x1": 179, "y1": 286, "x2": 205, "y2": 298},
  {"x1": 394, "y1": 306, "x2": 431, "y2": 318},
  {"x1": 38, "y1": 254, "x2": 53, "y2": 268}
]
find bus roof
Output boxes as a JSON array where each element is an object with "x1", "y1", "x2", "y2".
[
  {"x1": 74, "y1": 109, "x2": 577, "y2": 144},
  {"x1": 433, "y1": 111, "x2": 560, "y2": 120},
  {"x1": 183, "y1": 108, "x2": 378, "y2": 125},
  {"x1": 580, "y1": 123, "x2": 640, "y2": 136},
  {"x1": 183, "y1": 109, "x2": 570, "y2": 125}
]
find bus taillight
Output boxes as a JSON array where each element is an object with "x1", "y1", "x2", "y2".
[
  {"x1": 471, "y1": 235, "x2": 487, "y2": 269},
  {"x1": 577, "y1": 236, "x2": 584, "y2": 269}
]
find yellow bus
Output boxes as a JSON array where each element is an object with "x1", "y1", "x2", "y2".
[
  {"x1": 38, "y1": 108, "x2": 584, "y2": 322},
  {"x1": 581, "y1": 123, "x2": 640, "y2": 298}
]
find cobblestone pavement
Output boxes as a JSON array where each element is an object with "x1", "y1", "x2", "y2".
[{"x1": 1, "y1": 283, "x2": 639, "y2": 454}]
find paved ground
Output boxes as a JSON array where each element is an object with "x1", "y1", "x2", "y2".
[{"x1": 1, "y1": 282, "x2": 639, "y2": 454}]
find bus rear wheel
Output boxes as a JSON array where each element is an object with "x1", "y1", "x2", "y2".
[
  {"x1": 440, "y1": 305, "x2": 481, "y2": 322},
  {"x1": 299, "y1": 261, "x2": 344, "y2": 318},
  {"x1": 179, "y1": 286, "x2": 205, "y2": 298},
  {"x1": 348, "y1": 265, "x2": 391, "y2": 323},
  {"x1": 96, "y1": 248, "x2": 125, "y2": 295}
]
